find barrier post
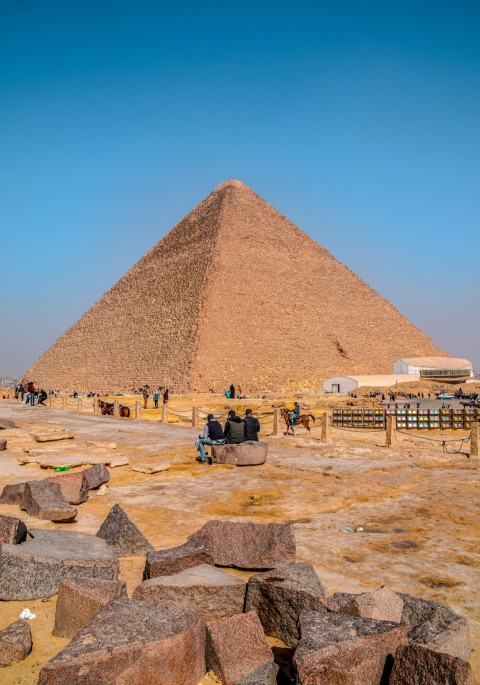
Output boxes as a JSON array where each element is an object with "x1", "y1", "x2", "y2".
[
  {"x1": 273, "y1": 409, "x2": 282, "y2": 436},
  {"x1": 113, "y1": 400, "x2": 119, "y2": 417},
  {"x1": 49, "y1": 394, "x2": 52, "y2": 408},
  {"x1": 321, "y1": 412, "x2": 332, "y2": 443},
  {"x1": 162, "y1": 404, "x2": 168, "y2": 423},
  {"x1": 135, "y1": 401, "x2": 141, "y2": 419},
  {"x1": 385, "y1": 415, "x2": 397, "y2": 447},
  {"x1": 470, "y1": 422, "x2": 479, "y2": 459},
  {"x1": 192, "y1": 407, "x2": 199, "y2": 429}
]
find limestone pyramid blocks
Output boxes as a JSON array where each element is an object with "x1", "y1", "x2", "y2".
[
  {"x1": 0, "y1": 619, "x2": 32, "y2": 667},
  {"x1": 0, "y1": 419, "x2": 18, "y2": 429},
  {"x1": 187, "y1": 520, "x2": 296, "y2": 570},
  {"x1": 0, "y1": 513, "x2": 27, "y2": 544},
  {"x1": 96, "y1": 503, "x2": 154, "y2": 556},
  {"x1": 31, "y1": 430, "x2": 74, "y2": 442},
  {"x1": 0, "y1": 529, "x2": 119, "y2": 600},
  {"x1": 133, "y1": 563, "x2": 246, "y2": 621},
  {"x1": 38, "y1": 598, "x2": 206, "y2": 685}
]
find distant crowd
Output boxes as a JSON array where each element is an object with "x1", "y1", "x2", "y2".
[{"x1": 195, "y1": 409, "x2": 260, "y2": 463}]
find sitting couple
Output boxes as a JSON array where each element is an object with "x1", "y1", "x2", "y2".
[{"x1": 195, "y1": 409, "x2": 260, "y2": 464}]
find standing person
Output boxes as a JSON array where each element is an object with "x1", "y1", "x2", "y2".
[
  {"x1": 153, "y1": 389, "x2": 160, "y2": 409},
  {"x1": 244, "y1": 409, "x2": 260, "y2": 441},
  {"x1": 229, "y1": 383, "x2": 235, "y2": 399},
  {"x1": 27, "y1": 381, "x2": 36, "y2": 406},
  {"x1": 195, "y1": 414, "x2": 225, "y2": 463},
  {"x1": 224, "y1": 410, "x2": 245, "y2": 444},
  {"x1": 163, "y1": 387, "x2": 169, "y2": 404},
  {"x1": 142, "y1": 387, "x2": 149, "y2": 409}
]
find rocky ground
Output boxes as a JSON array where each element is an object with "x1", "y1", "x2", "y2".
[{"x1": 0, "y1": 400, "x2": 478, "y2": 683}]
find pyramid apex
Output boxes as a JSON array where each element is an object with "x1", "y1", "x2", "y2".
[{"x1": 216, "y1": 178, "x2": 249, "y2": 191}]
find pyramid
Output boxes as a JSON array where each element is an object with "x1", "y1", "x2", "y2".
[{"x1": 25, "y1": 180, "x2": 446, "y2": 392}]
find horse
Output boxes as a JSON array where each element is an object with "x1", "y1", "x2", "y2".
[
  {"x1": 99, "y1": 401, "x2": 114, "y2": 416},
  {"x1": 119, "y1": 405, "x2": 130, "y2": 418},
  {"x1": 280, "y1": 408, "x2": 316, "y2": 435}
]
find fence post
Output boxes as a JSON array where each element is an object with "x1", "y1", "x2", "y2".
[
  {"x1": 135, "y1": 401, "x2": 141, "y2": 419},
  {"x1": 273, "y1": 409, "x2": 282, "y2": 436},
  {"x1": 113, "y1": 400, "x2": 119, "y2": 417},
  {"x1": 385, "y1": 415, "x2": 397, "y2": 447},
  {"x1": 470, "y1": 421, "x2": 479, "y2": 459},
  {"x1": 162, "y1": 404, "x2": 168, "y2": 423},
  {"x1": 320, "y1": 412, "x2": 332, "y2": 443},
  {"x1": 48, "y1": 394, "x2": 52, "y2": 408},
  {"x1": 192, "y1": 407, "x2": 199, "y2": 429}
]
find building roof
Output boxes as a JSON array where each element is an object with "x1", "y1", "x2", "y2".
[
  {"x1": 325, "y1": 375, "x2": 416, "y2": 385},
  {"x1": 397, "y1": 357, "x2": 472, "y2": 370}
]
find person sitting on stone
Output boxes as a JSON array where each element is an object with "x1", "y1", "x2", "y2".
[
  {"x1": 244, "y1": 408, "x2": 260, "y2": 441},
  {"x1": 195, "y1": 413, "x2": 225, "y2": 463},
  {"x1": 37, "y1": 389, "x2": 48, "y2": 406},
  {"x1": 290, "y1": 401, "x2": 300, "y2": 427},
  {"x1": 224, "y1": 409, "x2": 245, "y2": 444}
]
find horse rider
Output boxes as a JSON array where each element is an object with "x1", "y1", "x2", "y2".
[{"x1": 290, "y1": 401, "x2": 300, "y2": 427}]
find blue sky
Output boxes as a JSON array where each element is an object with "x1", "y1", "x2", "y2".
[{"x1": 1, "y1": 0, "x2": 479, "y2": 376}]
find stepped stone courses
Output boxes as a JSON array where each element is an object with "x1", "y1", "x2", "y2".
[{"x1": 24, "y1": 180, "x2": 445, "y2": 393}]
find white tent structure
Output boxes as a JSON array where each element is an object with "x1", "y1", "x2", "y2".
[
  {"x1": 323, "y1": 375, "x2": 415, "y2": 394},
  {"x1": 394, "y1": 357, "x2": 472, "y2": 382}
]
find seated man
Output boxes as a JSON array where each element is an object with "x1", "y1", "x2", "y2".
[
  {"x1": 195, "y1": 413, "x2": 225, "y2": 463},
  {"x1": 290, "y1": 401, "x2": 300, "y2": 427},
  {"x1": 244, "y1": 408, "x2": 260, "y2": 441},
  {"x1": 224, "y1": 410, "x2": 246, "y2": 444}
]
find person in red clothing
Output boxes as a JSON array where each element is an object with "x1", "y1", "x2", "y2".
[{"x1": 163, "y1": 387, "x2": 169, "y2": 404}]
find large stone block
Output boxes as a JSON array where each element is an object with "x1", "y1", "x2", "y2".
[
  {"x1": 38, "y1": 598, "x2": 206, "y2": 685},
  {"x1": 389, "y1": 644, "x2": 477, "y2": 685},
  {"x1": 0, "y1": 439, "x2": 7, "y2": 451},
  {"x1": 0, "y1": 620, "x2": 32, "y2": 667},
  {"x1": 207, "y1": 611, "x2": 276, "y2": 685},
  {"x1": 293, "y1": 611, "x2": 408, "y2": 685},
  {"x1": 0, "y1": 513, "x2": 27, "y2": 544},
  {"x1": 144, "y1": 540, "x2": 214, "y2": 579},
  {"x1": 0, "y1": 529, "x2": 119, "y2": 600},
  {"x1": 245, "y1": 563, "x2": 326, "y2": 646},
  {"x1": 53, "y1": 577, "x2": 128, "y2": 638},
  {"x1": 0, "y1": 419, "x2": 18, "y2": 429},
  {"x1": 337, "y1": 586, "x2": 404, "y2": 624},
  {"x1": 32, "y1": 431, "x2": 74, "y2": 442},
  {"x1": 44, "y1": 471, "x2": 90, "y2": 505},
  {"x1": 22, "y1": 481, "x2": 77, "y2": 522},
  {"x1": 82, "y1": 463, "x2": 110, "y2": 490},
  {"x1": 0, "y1": 482, "x2": 26, "y2": 505},
  {"x1": 133, "y1": 563, "x2": 246, "y2": 621},
  {"x1": 211, "y1": 441, "x2": 268, "y2": 466},
  {"x1": 187, "y1": 520, "x2": 296, "y2": 570},
  {"x1": 96, "y1": 503, "x2": 154, "y2": 556}
]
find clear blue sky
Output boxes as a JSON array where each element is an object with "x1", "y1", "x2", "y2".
[{"x1": 1, "y1": 0, "x2": 479, "y2": 376}]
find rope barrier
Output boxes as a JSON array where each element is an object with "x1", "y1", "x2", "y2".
[{"x1": 396, "y1": 430, "x2": 470, "y2": 454}]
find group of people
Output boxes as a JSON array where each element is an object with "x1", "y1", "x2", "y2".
[
  {"x1": 142, "y1": 386, "x2": 169, "y2": 409},
  {"x1": 195, "y1": 409, "x2": 261, "y2": 463},
  {"x1": 14, "y1": 382, "x2": 47, "y2": 406}
]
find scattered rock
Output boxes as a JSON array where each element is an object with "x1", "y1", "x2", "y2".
[
  {"x1": 0, "y1": 439, "x2": 7, "y2": 451},
  {"x1": 207, "y1": 611, "x2": 276, "y2": 685},
  {"x1": 389, "y1": 644, "x2": 477, "y2": 685},
  {"x1": 96, "y1": 484, "x2": 108, "y2": 496},
  {"x1": 293, "y1": 611, "x2": 408, "y2": 685},
  {"x1": 187, "y1": 520, "x2": 296, "y2": 570},
  {"x1": 0, "y1": 419, "x2": 18, "y2": 429},
  {"x1": 38, "y1": 598, "x2": 206, "y2": 685},
  {"x1": 211, "y1": 442, "x2": 268, "y2": 466},
  {"x1": 400, "y1": 592, "x2": 472, "y2": 661},
  {"x1": 53, "y1": 577, "x2": 128, "y2": 638},
  {"x1": 325, "y1": 592, "x2": 357, "y2": 613},
  {"x1": 0, "y1": 528, "x2": 119, "y2": 599},
  {"x1": 238, "y1": 661, "x2": 279, "y2": 685},
  {"x1": 337, "y1": 586, "x2": 404, "y2": 624},
  {"x1": 133, "y1": 563, "x2": 246, "y2": 621},
  {"x1": 130, "y1": 462, "x2": 170, "y2": 474},
  {"x1": 22, "y1": 481, "x2": 77, "y2": 522},
  {"x1": 0, "y1": 620, "x2": 32, "y2": 667},
  {"x1": 0, "y1": 482, "x2": 26, "y2": 506},
  {"x1": 245, "y1": 562, "x2": 326, "y2": 646},
  {"x1": 82, "y1": 463, "x2": 110, "y2": 489},
  {"x1": 144, "y1": 540, "x2": 214, "y2": 579},
  {"x1": 0, "y1": 514, "x2": 28, "y2": 544},
  {"x1": 31, "y1": 431, "x2": 75, "y2": 442},
  {"x1": 18, "y1": 451, "x2": 128, "y2": 469},
  {"x1": 44, "y1": 471, "x2": 90, "y2": 505},
  {"x1": 96, "y1": 503, "x2": 154, "y2": 556}
]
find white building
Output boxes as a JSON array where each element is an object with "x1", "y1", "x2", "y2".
[
  {"x1": 323, "y1": 375, "x2": 415, "y2": 394},
  {"x1": 393, "y1": 357, "x2": 473, "y2": 383}
]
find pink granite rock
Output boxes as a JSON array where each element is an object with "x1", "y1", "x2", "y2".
[
  {"x1": 22, "y1": 481, "x2": 77, "y2": 522},
  {"x1": 0, "y1": 620, "x2": 32, "y2": 666},
  {"x1": 338, "y1": 586, "x2": 404, "y2": 624},
  {"x1": 44, "y1": 471, "x2": 90, "y2": 505},
  {"x1": 0, "y1": 513, "x2": 27, "y2": 544},
  {"x1": 96, "y1": 503, "x2": 153, "y2": 556},
  {"x1": 82, "y1": 463, "x2": 110, "y2": 490},
  {"x1": 211, "y1": 441, "x2": 268, "y2": 466},
  {"x1": 0, "y1": 439, "x2": 7, "y2": 451},
  {"x1": 389, "y1": 644, "x2": 477, "y2": 684},
  {"x1": 0, "y1": 482, "x2": 26, "y2": 505},
  {"x1": 144, "y1": 540, "x2": 214, "y2": 579}
]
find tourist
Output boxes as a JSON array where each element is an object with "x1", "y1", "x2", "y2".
[
  {"x1": 224, "y1": 410, "x2": 245, "y2": 444},
  {"x1": 153, "y1": 389, "x2": 160, "y2": 409},
  {"x1": 38, "y1": 389, "x2": 47, "y2": 406},
  {"x1": 142, "y1": 387, "x2": 149, "y2": 409},
  {"x1": 290, "y1": 401, "x2": 300, "y2": 427},
  {"x1": 163, "y1": 387, "x2": 169, "y2": 404},
  {"x1": 195, "y1": 413, "x2": 225, "y2": 463},
  {"x1": 244, "y1": 409, "x2": 260, "y2": 441},
  {"x1": 229, "y1": 383, "x2": 235, "y2": 399},
  {"x1": 27, "y1": 381, "x2": 37, "y2": 406}
]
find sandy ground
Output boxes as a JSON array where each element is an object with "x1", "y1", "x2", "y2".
[{"x1": 0, "y1": 400, "x2": 478, "y2": 683}]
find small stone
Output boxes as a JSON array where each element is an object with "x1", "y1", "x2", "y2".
[
  {"x1": 245, "y1": 562, "x2": 326, "y2": 646},
  {"x1": 238, "y1": 661, "x2": 279, "y2": 685},
  {"x1": 82, "y1": 463, "x2": 110, "y2": 489},
  {"x1": 389, "y1": 644, "x2": 477, "y2": 685},
  {"x1": 144, "y1": 540, "x2": 214, "y2": 579},
  {"x1": 187, "y1": 520, "x2": 296, "y2": 570},
  {"x1": 96, "y1": 484, "x2": 108, "y2": 496},
  {"x1": 338, "y1": 586, "x2": 404, "y2": 623},
  {"x1": 44, "y1": 471, "x2": 90, "y2": 505},
  {"x1": 133, "y1": 563, "x2": 246, "y2": 621},
  {"x1": 0, "y1": 419, "x2": 18, "y2": 429},
  {"x1": 293, "y1": 611, "x2": 408, "y2": 685},
  {"x1": 0, "y1": 620, "x2": 32, "y2": 666},
  {"x1": 0, "y1": 514, "x2": 27, "y2": 544},
  {"x1": 211, "y1": 442, "x2": 268, "y2": 466},
  {"x1": 22, "y1": 481, "x2": 77, "y2": 522},
  {"x1": 53, "y1": 577, "x2": 128, "y2": 638},
  {"x1": 130, "y1": 462, "x2": 170, "y2": 474},
  {"x1": 0, "y1": 439, "x2": 7, "y2": 451},
  {"x1": 0, "y1": 529, "x2": 119, "y2": 600},
  {"x1": 207, "y1": 611, "x2": 275, "y2": 685},
  {"x1": 38, "y1": 598, "x2": 206, "y2": 685},
  {"x1": 31, "y1": 431, "x2": 75, "y2": 442},
  {"x1": 96, "y1": 503, "x2": 153, "y2": 556},
  {"x1": 325, "y1": 592, "x2": 357, "y2": 613},
  {"x1": 0, "y1": 482, "x2": 26, "y2": 505}
]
